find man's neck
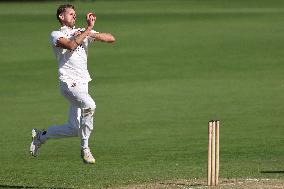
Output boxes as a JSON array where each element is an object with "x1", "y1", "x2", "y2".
[{"x1": 61, "y1": 24, "x2": 74, "y2": 30}]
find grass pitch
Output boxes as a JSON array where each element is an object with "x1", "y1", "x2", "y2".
[{"x1": 0, "y1": 0, "x2": 283, "y2": 188}]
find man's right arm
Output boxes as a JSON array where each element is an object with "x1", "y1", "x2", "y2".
[
  {"x1": 56, "y1": 28, "x2": 92, "y2": 50},
  {"x1": 53, "y1": 12, "x2": 95, "y2": 50}
]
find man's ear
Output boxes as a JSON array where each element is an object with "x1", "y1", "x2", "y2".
[{"x1": 59, "y1": 14, "x2": 64, "y2": 21}]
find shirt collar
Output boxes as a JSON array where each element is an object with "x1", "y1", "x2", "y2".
[{"x1": 60, "y1": 25, "x2": 75, "y2": 32}]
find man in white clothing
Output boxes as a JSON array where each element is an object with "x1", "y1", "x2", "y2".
[{"x1": 29, "y1": 4, "x2": 115, "y2": 164}]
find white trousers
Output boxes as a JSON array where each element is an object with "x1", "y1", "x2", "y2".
[{"x1": 44, "y1": 81, "x2": 96, "y2": 149}]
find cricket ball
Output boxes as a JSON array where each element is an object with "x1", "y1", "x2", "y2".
[{"x1": 87, "y1": 13, "x2": 95, "y2": 20}]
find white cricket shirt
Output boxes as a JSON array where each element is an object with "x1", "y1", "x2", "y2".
[{"x1": 50, "y1": 26, "x2": 97, "y2": 83}]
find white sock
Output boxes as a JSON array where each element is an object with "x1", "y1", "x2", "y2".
[{"x1": 81, "y1": 139, "x2": 89, "y2": 149}]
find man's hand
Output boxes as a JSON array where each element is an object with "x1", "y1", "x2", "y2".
[
  {"x1": 73, "y1": 31, "x2": 82, "y2": 37},
  {"x1": 86, "y1": 12, "x2": 96, "y2": 29}
]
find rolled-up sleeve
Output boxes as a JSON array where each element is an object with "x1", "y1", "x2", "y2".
[{"x1": 51, "y1": 31, "x2": 66, "y2": 46}]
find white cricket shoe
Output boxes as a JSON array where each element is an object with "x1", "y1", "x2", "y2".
[
  {"x1": 30, "y1": 129, "x2": 44, "y2": 157},
  {"x1": 81, "y1": 148, "x2": 96, "y2": 164}
]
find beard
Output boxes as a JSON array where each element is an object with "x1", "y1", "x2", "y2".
[{"x1": 63, "y1": 19, "x2": 76, "y2": 28}]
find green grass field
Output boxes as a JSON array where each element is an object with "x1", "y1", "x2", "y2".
[{"x1": 0, "y1": 0, "x2": 283, "y2": 188}]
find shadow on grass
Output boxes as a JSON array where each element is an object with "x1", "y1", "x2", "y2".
[
  {"x1": 260, "y1": 171, "x2": 284, "y2": 174},
  {"x1": 0, "y1": 185, "x2": 73, "y2": 189},
  {"x1": 160, "y1": 182, "x2": 203, "y2": 187}
]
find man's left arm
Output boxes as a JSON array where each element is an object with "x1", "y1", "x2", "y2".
[{"x1": 89, "y1": 32, "x2": 115, "y2": 43}]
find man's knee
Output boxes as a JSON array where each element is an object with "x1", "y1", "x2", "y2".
[
  {"x1": 81, "y1": 107, "x2": 95, "y2": 131},
  {"x1": 81, "y1": 102, "x2": 96, "y2": 117},
  {"x1": 82, "y1": 107, "x2": 94, "y2": 117}
]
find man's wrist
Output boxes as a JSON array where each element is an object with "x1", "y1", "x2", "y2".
[
  {"x1": 94, "y1": 33, "x2": 99, "y2": 39},
  {"x1": 86, "y1": 27, "x2": 92, "y2": 32},
  {"x1": 74, "y1": 39, "x2": 80, "y2": 45},
  {"x1": 83, "y1": 27, "x2": 91, "y2": 36}
]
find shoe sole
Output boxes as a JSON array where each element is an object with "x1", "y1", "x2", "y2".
[
  {"x1": 83, "y1": 159, "x2": 96, "y2": 164},
  {"x1": 30, "y1": 129, "x2": 37, "y2": 157}
]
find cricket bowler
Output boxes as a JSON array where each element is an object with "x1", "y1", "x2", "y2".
[{"x1": 29, "y1": 4, "x2": 115, "y2": 164}]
